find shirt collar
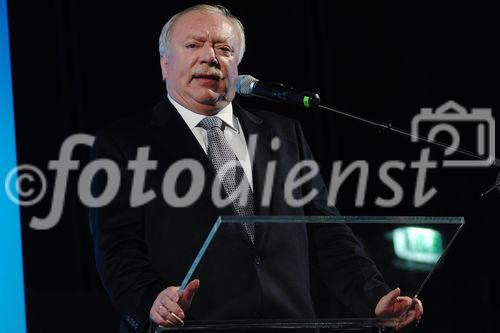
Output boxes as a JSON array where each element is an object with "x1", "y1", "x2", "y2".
[{"x1": 167, "y1": 94, "x2": 237, "y2": 132}]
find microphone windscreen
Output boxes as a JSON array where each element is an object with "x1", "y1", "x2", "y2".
[{"x1": 236, "y1": 75, "x2": 258, "y2": 96}]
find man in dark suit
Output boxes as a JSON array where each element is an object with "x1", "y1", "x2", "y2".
[{"x1": 90, "y1": 4, "x2": 422, "y2": 333}]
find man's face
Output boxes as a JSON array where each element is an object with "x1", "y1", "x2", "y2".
[{"x1": 160, "y1": 11, "x2": 240, "y2": 115}]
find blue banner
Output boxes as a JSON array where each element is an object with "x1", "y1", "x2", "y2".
[{"x1": 0, "y1": 0, "x2": 27, "y2": 331}]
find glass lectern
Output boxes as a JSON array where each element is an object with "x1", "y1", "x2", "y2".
[{"x1": 156, "y1": 216, "x2": 463, "y2": 332}]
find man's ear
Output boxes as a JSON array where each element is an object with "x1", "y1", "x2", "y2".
[{"x1": 160, "y1": 57, "x2": 168, "y2": 81}]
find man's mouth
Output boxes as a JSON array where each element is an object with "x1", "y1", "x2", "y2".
[{"x1": 193, "y1": 74, "x2": 221, "y2": 81}]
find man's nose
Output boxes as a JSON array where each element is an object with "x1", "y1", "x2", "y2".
[{"x1": 199, "y1": 45, "x2": 218, "y2": 66}]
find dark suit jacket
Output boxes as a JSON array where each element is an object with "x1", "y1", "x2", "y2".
[{"x1": 90, "y1": 98, "x2": 390, "y2": 332}]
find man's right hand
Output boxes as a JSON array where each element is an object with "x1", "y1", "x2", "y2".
[{"x1": 149, "y1": 279, "x2": 200, "y2": 327}]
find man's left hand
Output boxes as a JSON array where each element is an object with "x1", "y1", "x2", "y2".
[{"x1": 375, "y1": 287, "x2": 423, "y2": 330}]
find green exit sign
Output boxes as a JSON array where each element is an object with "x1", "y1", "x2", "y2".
[{"x1": 393, "y1": 227, "x2": 443, "y2": 264}]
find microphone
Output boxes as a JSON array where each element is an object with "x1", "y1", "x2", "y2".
[{"x1": 236, "y1": 74, "x2": 320, "y2": 108}]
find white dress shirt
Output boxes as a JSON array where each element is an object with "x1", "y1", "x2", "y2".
[{"x1": 168, "y1": 95, "x2": 254, "y2": 190}]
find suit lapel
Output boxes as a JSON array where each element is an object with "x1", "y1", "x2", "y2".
[
  {"x1": 149, "y1": 99, "x2": 235, "y2": 217},
  {"x1": 150, "y1": 98, "x2": 213, "y2": 173},
  {"x1": 150, "y1": 99, "x2": 273, "y2": 246},
  {"x1": 234, "y1": 102, "x2": 275, "y2": 248},
  {"x1": 152, "y1": 99, "x2": 275, "y2": 217},
  {"x1": 233, "y1": 102, "x2": 273, "y2": 217}
]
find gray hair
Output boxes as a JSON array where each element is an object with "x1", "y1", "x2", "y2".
[{"x1": 158, "y1": 4, "x2": 246, "y2": 63}]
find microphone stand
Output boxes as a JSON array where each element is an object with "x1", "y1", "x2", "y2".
[
  {"x1": 481, "y1": 182, "x2": 500, "y2": 197},
  {"x1": 316, "y1": 104, "x2": 499, "y2": 197}
]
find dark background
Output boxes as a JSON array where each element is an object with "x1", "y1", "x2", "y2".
[{"x1": 7, "y1": 1, "x2": 499, "y2": 332}]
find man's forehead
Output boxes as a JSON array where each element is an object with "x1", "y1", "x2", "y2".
[{"x1": 173, "y1": 11, "x2": 237, "y2": 41}]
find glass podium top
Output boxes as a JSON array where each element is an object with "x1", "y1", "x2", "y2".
[
  {"x1": 157, "y1": 318, "x2": 399, "y2": 331},
  {"x1": 157, "y1": 216, "x2": 464, "y2": 332}
]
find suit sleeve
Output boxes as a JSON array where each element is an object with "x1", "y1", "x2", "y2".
[
  {"x1": 89, "y1": 132, "x2": 165, "y2": 332},
  {"x1": 293, "y1": 121, "x2": 391, "y2": 317}
]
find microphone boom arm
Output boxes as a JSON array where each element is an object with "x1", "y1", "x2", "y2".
[
  {"x1": 317, "y1": 104, "x2": 499, "y2": 198},
  {"x1": 317, "y1": 104, "x2": 493, "y2": 164}
]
